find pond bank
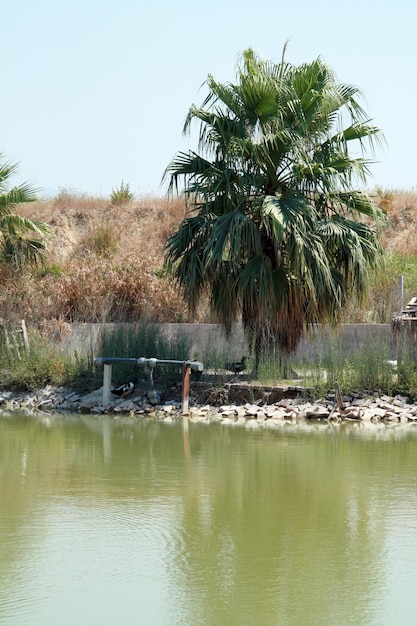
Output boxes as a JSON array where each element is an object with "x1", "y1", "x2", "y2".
[{"x1": 1, "y1": 383, "x2": 417, "y2": 428}]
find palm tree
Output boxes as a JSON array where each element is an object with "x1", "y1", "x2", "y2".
[
  {"x1": 163, "y1": 47, "x2": 385, "y2": 375},
  {"x1": 0, "y1": 154, "x2": 50, "y2": 269}
]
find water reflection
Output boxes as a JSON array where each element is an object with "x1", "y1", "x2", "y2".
[{"x1": 1, "y1": 414, "x2": 417, "y2": 625}]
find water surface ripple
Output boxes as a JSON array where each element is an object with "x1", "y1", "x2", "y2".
[{"x1": 1, "y1": 415, "x2": 417, "y2": 625}]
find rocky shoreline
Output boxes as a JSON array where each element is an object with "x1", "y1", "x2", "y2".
[{"x1": 2, "y1": 384, "x2": 417, "y2": 429}]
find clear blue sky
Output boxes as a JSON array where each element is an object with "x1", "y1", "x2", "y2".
[{"x1": 2, "y1": 0, "x2": 416, "y2": 198}]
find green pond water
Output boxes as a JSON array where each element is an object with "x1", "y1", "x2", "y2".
[{"x1": 1, "y1": 413, "x2": 417, "y2": 626}]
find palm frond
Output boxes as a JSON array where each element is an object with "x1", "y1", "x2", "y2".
[
  {"x1": 0, "y1": 154, "x2": 49, "y2": 270},
  {"x1": 163, "y1": 46, "x2": 384, "y2": 359}
]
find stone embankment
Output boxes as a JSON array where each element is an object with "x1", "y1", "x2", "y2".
[{"x1": 2, "y1": 384, "x2": 417, "y2": 428}]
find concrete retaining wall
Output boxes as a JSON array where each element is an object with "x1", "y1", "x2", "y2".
[{"x1": 59, "y1": 322, "x2": 395, "y2": 361}]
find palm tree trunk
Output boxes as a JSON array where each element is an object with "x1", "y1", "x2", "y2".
[{"x1": 253, "y1": 328, "x2": 263, "y2": 379}]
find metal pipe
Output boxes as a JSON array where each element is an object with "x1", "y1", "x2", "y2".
[
  {"x1": 182, "y1": 361, "x2": 191, "y2": 414},
  {"x1": 94, "y1": 356, "x2": 203, "y2": 371},
  {"x1": 94, "y1": 357, "x2": 204, "y2": 409},
  {"x1": 103, "y1": 363, "x2": 112, "y2": 408}
]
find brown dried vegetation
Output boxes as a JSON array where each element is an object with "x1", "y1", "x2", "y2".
[
  {"x1": 0, "y1": 191, "x2": 193, "y2": 326},
  {"x1": 1, "y1": 188, "x2": 417, "y2": 328},
  {"x1": 376, "y1": 188, "x2": 417, "y2": 255}
]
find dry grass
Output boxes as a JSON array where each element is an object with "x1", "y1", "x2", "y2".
[
  {"x1": 373, "y1": 188, "x2": 417, "y2": 255},
  {"x1": 5, "y1": 192, "x2": 190, "y2": 325},
  {"x1": 17, "y1": 190, "x2": 187, "y2": 263},
  {"x1": 4, "y1": 188, "x2": 417, "y2": 328}
]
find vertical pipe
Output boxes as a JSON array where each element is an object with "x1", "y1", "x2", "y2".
[
  {"x1": 103, "y1": 363, "x2": 112, "y2": 408},
  {"x1": 181, "y1": 361, "x2": 191, "y2": 414}
]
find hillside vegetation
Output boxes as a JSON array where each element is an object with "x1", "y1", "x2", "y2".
[{"x1": 2, "y1": 187, "x2": 417, "y2": 333}]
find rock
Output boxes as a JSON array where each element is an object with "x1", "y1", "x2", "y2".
[
  {"x1": 305, "y1": 405, "x2": 330, "y2": 419},
  {"x1": 79, "y1": 388, "x2": 105, "y2": 410},
  {"x1": 91, "y1": 405, "x2": 105, "y2": 414},
  {"x1": 380, "y1": 394, "x2": 393, "y2": 403},
  {"x1": 80, "y1": 404, "x2": 94, "y2": 414},
  {"x1": 190, "y1": 407, "x2": 208, "y2": 418},
  {"x1": 341, "y1": 407, "x2": 363, "y2": 420},
  {"x1": 266, "y1": 408, "x2": 286, "y2": 420},
  {"x1": 114, "y1": 400, "x2": 137, "y2": 413},
  {"x1": 64, "y1": 391, "x2": 82, "y2": 402},
  {"x1": 360, "y1": 409, "x2": 375, "y2": 422},
  {"x1": 394, "y1": 395, "x2": 409, "y2": 404},
  {"x1": 219, "y1": 405, "x2": 237, "y2": 416},
  {"x1": 245, "y1": 404, "x2": 260, "y2": 416},
  {"x1": 146, "y1": 390, "x2": 161, "y2": 405},
  {"x1": 5, "y1": 383, "x2": 417, "y2": 435},
  {"x1": 384, "y1": 412, "x2": 400, "y2": 422}
]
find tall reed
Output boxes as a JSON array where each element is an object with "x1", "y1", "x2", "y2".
[{"x1": 98, "y1": 320, "x2": 193, "y2": 389}]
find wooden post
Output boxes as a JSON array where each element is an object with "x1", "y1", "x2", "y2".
[
  {"x1": 181, "y1": 361, "x2": 191, "y2": 414},
  {"x1": 103, "y1": 363, "x2": 112, "y2": 408}
]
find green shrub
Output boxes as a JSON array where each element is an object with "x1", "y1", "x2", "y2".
[
  {"x1": 34, "y1": 262, "x2": 63, "y2": 278},
  {"x1": 110, "y1": 181, "x2": 134, "y2": 206},
  {"x1": 0, "y1": 328, "x2": 93, "y2": 391},
  {"x1": 91, "y1": 222, "x2": 119, "y2": 257},
  {"x1": 396, "y1": 363, "x2": 417, "y2": 400}
]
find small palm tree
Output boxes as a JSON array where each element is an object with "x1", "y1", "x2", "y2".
[
  {"x1": 110, "y1": 180, "x2": 135, "y2": 206},
  {"x1": 0, "y1": 154, "x2": 50, "y2": 269},
  {"x1": 164, "y1": 47, "x2": 385, "y2": 375}
]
